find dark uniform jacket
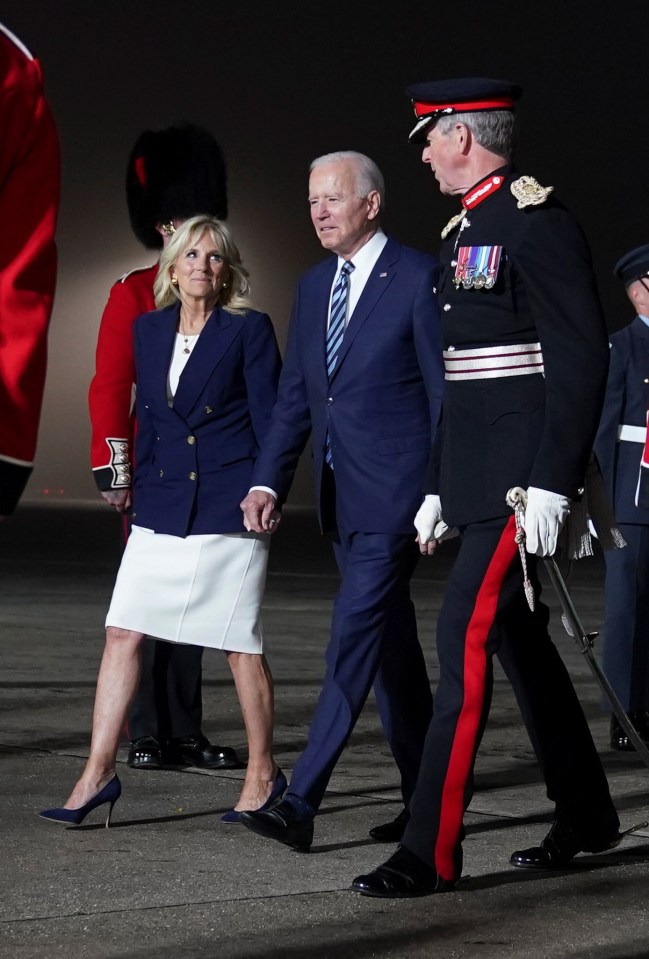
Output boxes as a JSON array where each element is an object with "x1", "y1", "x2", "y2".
[
  {"x1": 131, "y1": 302, "x2": 281, "y2": 537},
  {"x1": 428, "y1": 166, "x2": 609, "y2": 526},
  {"x1": 594, "y1": 317, "x2": 649, "y2": 525}
]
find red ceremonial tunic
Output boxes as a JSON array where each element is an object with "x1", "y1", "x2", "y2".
[
  {"x1": 0, "y1": 22, "x2": 60, "y2": 514},
  {"x1": 88, "y1": 264, "x2": 157, "y2": 492}
]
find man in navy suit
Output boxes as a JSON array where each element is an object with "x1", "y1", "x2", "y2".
[
  {"x1": 595, "y1": 245, "x2": 649, "y2": 749},
  {"x1": 239, "y1": 151, "x2": 444, "y2": 850}
]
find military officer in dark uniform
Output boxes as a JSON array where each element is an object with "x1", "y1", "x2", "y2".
[
  {"x1": 595, "y1": 245, "x2": 649, "y2": 749},
  {"x1": 352, "y1": 78, "x2": 620, "y2": 898}
]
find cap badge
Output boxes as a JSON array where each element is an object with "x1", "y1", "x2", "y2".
[{"x1": 510, "y1": 175, "x2": 554, "y2": 209}]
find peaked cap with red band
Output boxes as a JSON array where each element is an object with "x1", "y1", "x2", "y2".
[
  {"x1": 405, "y1": 77, "x2": 522, "y2": 143},
  {"x1": 126, "y1": 123, "x2": 228, "y2": 249}
]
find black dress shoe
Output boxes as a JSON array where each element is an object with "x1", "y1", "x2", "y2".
[
  {"x1": 610, "y1": 712, "x2": 649, "y2": 752},
  {"x1": 166, "y1": 735, "x2": 240, "y2": 769},
  {"x1": 239, "y1": 799, "x2": 314, "y2": 851},
  {"x1": 510, "y1": 820, "x2": 622, "y2": 869},
  {"x1": 610, "y1": 714, "x2": 634, "y2": 751},
  {"x1": 351, "y1": 847, "x2": 454, "y2": 898},
  {"x1": 127, "y1": 736, "x2": 163, "y2": 770},
  {"x1": 369, "y1": 807, "x2": 410, "y2": 842}
]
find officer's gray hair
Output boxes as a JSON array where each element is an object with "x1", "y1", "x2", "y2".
[
  {"x1": 435, "y1": 110, "x2": 516, "y2": 160},
  {"x1": 310, "y1": 151, "x2": 385, "y2": 209}
]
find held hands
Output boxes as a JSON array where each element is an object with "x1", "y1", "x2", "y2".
[
  {"x1": 101, "y1": 489, "x2": 132, "y2": 513},
  {"x1": 523, "y1": 486, "x2": 570, "y2": 557},
  {"x1": 240, "y1": 489, "x2": 281, "y2": 533},
  {"x1": 414, "y1": 494, "x2": 458, "y2": 556}
]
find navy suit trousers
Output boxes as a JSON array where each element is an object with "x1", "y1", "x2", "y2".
[
  {"x1": 288, "y1": 516, "x2": 433, "y2": 811},
  {"x1": 602, "y1": 524, "x2": 649, "y2": 712}
]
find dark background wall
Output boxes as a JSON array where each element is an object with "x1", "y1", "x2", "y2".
[{"x1": 4, "y1": 0, "x2": 649, "y2": 506}]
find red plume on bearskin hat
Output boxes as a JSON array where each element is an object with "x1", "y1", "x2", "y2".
[{"x1": 126, "y1": 123, "x2": 228, "y2": 249}]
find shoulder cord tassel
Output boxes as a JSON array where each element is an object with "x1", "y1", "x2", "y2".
[{"x1": 505, "y1": 487, "x2": 535, "y2": 612}]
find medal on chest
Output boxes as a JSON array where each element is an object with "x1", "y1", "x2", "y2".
[{"x1": 453, "y1": 245, "x2": 503, "y2": 290}]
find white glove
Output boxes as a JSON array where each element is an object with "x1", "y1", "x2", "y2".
[
  {"x1": 414, "y1": 494, "x2": 458, "y2": 543},
  {"x1": 523, "y1": 486, "x2": 570, "y2": 557}
]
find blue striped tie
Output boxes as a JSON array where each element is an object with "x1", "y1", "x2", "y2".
[
  {"x1": 326, "y1": 261, "x2": 355, "y2": 378},
  {"x1": 325, "y1": 260, "x2": 354, "y2": 467}
]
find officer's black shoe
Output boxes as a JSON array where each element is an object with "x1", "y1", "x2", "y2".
[
  {"x1": 369, "y1": 808, "x2": 410, "y2": 842},
  {"x1": 127, "y1": 736, "x2": 164, "y2": 770},
  {"x1": 510, "y1": 820, "x2": 622, "y2": 869},
  {"x1": 166, "y1": 735, "x2": 240, "y2": 769},
  {"x1": 351, "y1": 847, "x2": 455, "y2": 898}
]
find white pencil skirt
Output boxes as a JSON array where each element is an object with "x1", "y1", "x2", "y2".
[{"x1": 105, "y1": 525, "x2": 269, "y2": 652}]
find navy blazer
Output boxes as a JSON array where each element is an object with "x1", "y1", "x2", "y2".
[
  {"x1": 131, "y1": 302, "x2": 281, "y2": 537},
  {"x1": 594, "y1": 316, "x2": 649, "y2": 525},
  {"x1": 252, "y1": 236, "x2": 444, "y2": 535}
]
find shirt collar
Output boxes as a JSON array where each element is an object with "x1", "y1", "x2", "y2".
[{"x1": 336, "y1": 230, "x2": 387, "y2": 274}]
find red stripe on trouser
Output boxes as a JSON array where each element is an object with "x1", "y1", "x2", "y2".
[{"x1": 434, "y1": 516, "x2": 518, "y2": 880}]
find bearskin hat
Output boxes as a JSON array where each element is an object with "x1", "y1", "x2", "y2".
[{"x1": 126, "y1": 123, "x2": 228, "y2": 249}]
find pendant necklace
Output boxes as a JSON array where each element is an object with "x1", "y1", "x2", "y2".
[{"x1": 180, "y1": 313, "x2": 193, "y2": 354}]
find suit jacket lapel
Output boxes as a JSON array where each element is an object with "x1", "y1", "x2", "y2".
[
  {"x1": 173, "y1": 306, "x2": 236, "y2": 419},
  {"x1": 142, "y1": 305, "x2": 178, "y2": 410},
  {"x1": 329, "y1": 238, "x2": 399, "y2": 383}
]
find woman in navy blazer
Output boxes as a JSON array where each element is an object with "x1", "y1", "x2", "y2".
[{"x1": 40, "y1": 217, "x2": 285, "y2": 827}]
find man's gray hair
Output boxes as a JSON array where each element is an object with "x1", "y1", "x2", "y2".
[
  {"x1": 435, "y1": 110, "x2": 516, "y2": 160},
  {"x1": 310, "y1": 151, "x2": 385, "y2": 208}
]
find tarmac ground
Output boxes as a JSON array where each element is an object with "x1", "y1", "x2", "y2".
[{"x1": 1, "y1": 505, "x2": 649, "y2": 959}]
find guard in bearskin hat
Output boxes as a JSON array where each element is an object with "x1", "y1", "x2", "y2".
[{"x1": 88, "y1": 123, "x2": 239, "y2": 772}]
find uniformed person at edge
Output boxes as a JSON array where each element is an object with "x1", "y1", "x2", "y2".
[
  {"x1": 352, "y1": 77, "x2": 621, "y2": 898},
  {"x1": 595, "y1": 245, "x2": 649, "y2": 750}
]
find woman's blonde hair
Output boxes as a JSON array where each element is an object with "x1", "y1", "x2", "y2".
[{"x1": 154, "y1": 215, "x2": 251, "y2": 314}]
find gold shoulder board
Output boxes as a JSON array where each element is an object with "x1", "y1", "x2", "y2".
[{"x1": 510, "y1": 175, "x2": 554, "y2": 209}]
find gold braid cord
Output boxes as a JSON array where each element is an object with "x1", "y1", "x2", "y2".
[{"x1": 440, "y1": 210, "x2": 466, "y2": 239}]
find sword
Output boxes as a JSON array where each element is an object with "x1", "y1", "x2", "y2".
[
  {"x1": 543, "y1": 554, "x2": 649, "y2": 772},
  {"x1": 506, "y1": 486, "x2": 649, "y2": 776}
]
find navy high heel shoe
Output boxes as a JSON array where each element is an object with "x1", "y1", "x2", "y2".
[
  {"x1": 221, "y1": 768, "x2": 287, "y2": 824},
  {"x1": 38, "y1": 775, "x2": 122, "y2": 828}
]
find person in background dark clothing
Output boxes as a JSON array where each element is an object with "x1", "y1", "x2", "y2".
[{"x1": 595, "y1": 245, "x2": 649, "y2": 750}]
